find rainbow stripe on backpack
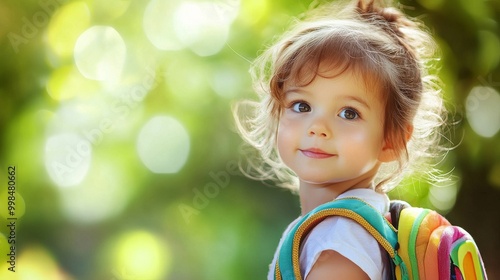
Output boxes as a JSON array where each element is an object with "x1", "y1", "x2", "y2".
[{"x1": 274, "y1": 198, "x2": 488, "y2": 280}]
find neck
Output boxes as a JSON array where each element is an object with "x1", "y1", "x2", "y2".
[{"x1": 298, "y1": 166, "x2": 379, "y2": 215}]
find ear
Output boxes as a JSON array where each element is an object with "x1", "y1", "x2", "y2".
[
  {"x1": 378, "y1": 139, "x2": 398, "y2": 163},
  {"x1": 378, "y1": 124, "x2": 414, "y2": 163},
  {"x1": 405, "y1": 124, "x2": 414, "y2": 142}
]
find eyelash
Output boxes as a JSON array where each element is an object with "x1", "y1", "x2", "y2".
[
  {"x1": 287, "y1": 100, "x2": 311, "y2": 113},
  {"x1": 339, "y1": 107, "x2": 361, "y2": 120},
  {"x1": 286, "y1": 101, "x2": 361, "y2": 120}
]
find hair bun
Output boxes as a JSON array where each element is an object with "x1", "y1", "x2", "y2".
[{"x1": 356, "y1": 0, "x2": 418, "y2": 57}]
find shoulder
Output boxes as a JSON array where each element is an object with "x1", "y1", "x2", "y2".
[
  {"x1": 301, "y1": 215, "x2": 380, "y2": 259},
  {"x1": 300, "y1": 190, "x2": 390, "y2": 279},
  {"x1": 301, "y1": 215, "x2": 386, "y2": 279}
]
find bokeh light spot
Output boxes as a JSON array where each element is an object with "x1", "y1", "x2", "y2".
[
  {"x1": 88, "y1": 0, "x2": 131, "y2": 20},
  {"x1": 173, "y1": 1, "x2": 233, "y2": 56},
  {"x1": 240, "y1": 0, "x2": 268, "y2": 25},
  {"x1": 137, "y1": 116, "x2": 190, "y2": 173},
  {"x1": 0, "y1": 245, "x2": 69, "y2": 279},
  {"x1": 74, "y1": 26, "x2": 126, "y2": 82},
  {"x1": 46, "y1": 65, "x2": 101, "y2": 101},
  {"x1": 47, "y1": 1, "x2": 91, "y2": 59},
  {"x1": 44, "y1": 133, "x2": 92, "y2": 188},
  {"x1": 465, "y1": 86, "x2": 500, "y2": 137},
  {"x1": 143, "y1": 0, "x2": 184, "y2": 51},
  {"x1": 59, "y1": 161, "x2": 132, "y2": 224},
  {"x1": 211, "y1": 64, "x2": 244, "y2": 99},
  {"x1": 213, "y1": 0, "x2": 241, "y2": 23},
  {"x1": 429, "y1": 181, "x2": 458, "y2": 213},
  {"x1": 164, "y1": 58, "x2": 211, "y2": 110},
  {"x1": 113, "y1": 230, "x2": 171, "y2": 280}
]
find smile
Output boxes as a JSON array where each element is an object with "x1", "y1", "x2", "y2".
[{"x1": 299, "y1": 148, "x2": 336, "y2": 159}]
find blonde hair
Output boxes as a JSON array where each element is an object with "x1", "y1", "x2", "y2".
[{"x1": 234, "y1": 0, "x2": 447, "y2": 192}]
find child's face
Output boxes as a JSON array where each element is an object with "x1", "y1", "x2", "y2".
[{"x1": 277, "y1": 68, "x2": 390, "y2": 186}]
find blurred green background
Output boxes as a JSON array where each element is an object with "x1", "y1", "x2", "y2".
[{"x1": 0, "y1": 0, "x2": 499, "y2": 279}]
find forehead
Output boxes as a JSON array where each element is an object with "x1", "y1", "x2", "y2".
[
  {"x1": 284, "y1": 60, "x2": 386, "y2": 101},
  {"x1": 270, "y1": 25, "x2": 393, "y2": 109}
]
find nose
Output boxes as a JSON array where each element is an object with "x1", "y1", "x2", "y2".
[{"x1": 308, "y1": 119, "x2": 331, "y2": 139}]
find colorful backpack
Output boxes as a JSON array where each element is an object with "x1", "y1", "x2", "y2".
[{"x1": 274, "y1": 197, "x2": 487, "y2": 280}]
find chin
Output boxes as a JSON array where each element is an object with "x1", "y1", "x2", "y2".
[{"x1": 298, "y1": 176, "x2": 341, "y2": 185}]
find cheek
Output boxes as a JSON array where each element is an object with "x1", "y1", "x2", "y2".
[
  {"x1": 339, "y1": 124, "x2": 384, "y2": 155},
  {"x1": 277, "y1": 121, "x2": 292, "y2": 152},
  {"x1": 339, "y1": 124, "x2": 369, "y2": 142},
  {"x1": 342, "y1": 133, "x2": 370, "y2": 159},
  {"x1": 277, "y1": 118, "x2": 300, "y2": 158},
  {"x1": 277, "y1": 116, "x2": 298, "y2": 138}
]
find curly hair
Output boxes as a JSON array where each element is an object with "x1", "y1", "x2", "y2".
[{"x1": 234, "y1": 0, "x2": 447, "y2": 192}]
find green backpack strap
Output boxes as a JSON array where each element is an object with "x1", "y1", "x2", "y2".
[{"x1": 274, "y1": 197, "x2": 408, "y2": 280}]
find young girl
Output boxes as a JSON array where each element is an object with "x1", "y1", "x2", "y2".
[{"x1": 235, "y1": 0, "x2": 446, "y2": 279}]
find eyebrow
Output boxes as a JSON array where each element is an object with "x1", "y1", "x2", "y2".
[
  {"x1": 338, "y1": 95, "x2": 371, "y2": 110},
  {"x1": 284, "y1": 88, "x2": 372, "y2": 110}
]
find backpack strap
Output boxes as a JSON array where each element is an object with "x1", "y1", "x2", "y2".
[
  {"x1": 389, "y1": 200, "x2": 411, "y2": 226},
  {"x1": 274, "y1": 197, "x2": 408, "y2": 280}
]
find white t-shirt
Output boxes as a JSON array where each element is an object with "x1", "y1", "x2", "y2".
[{"x1": 267, "y1": 188, "x2": 390, "y2": 280}]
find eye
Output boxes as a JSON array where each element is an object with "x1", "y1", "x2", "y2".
[
  {"x1": 291, "y1": 102, "x2": 311, "y2": 113},
  {"x1": 339, "y1": 108, "x2": 359, "y2": 120}
]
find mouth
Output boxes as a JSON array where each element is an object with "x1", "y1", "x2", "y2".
[{"x1": 299, "y1": 148, "x2": 336, "y2": 159}]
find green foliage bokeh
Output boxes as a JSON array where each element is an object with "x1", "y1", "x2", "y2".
[{"x1": 0, "y1": 0, "x2": 499, "y2": 279}]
